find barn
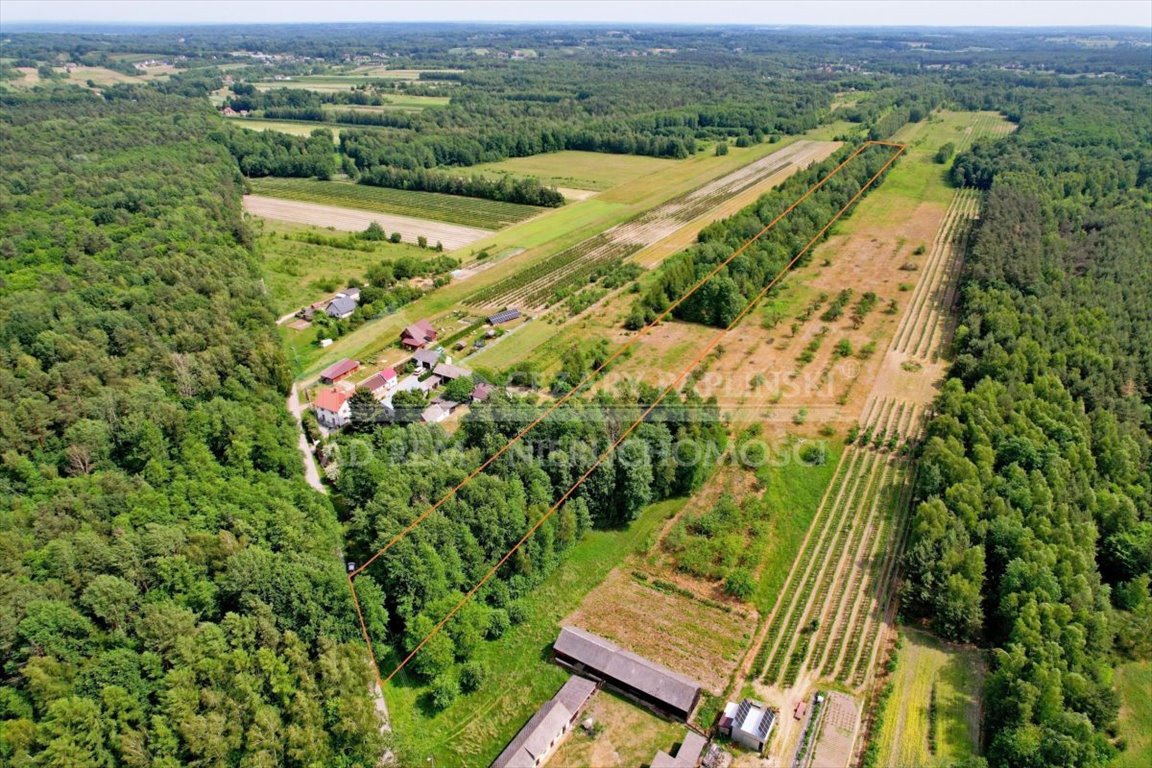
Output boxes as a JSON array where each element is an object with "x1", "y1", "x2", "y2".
[{"x1": 552, "y1": 626, "x2": 703, "y2": 722}]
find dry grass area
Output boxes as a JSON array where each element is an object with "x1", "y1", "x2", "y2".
[
  {"x1": 242, "y1": 195, "x2": 493, "y2": 250},
  {"x1": 565, "y1": 569, "x2": 756, "y2": 694},
  {"x1": 550, "y1": 691, "x2": 690, "y2": 768}
]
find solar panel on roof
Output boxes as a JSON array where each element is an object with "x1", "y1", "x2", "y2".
[
  {"x1": 757, "y1": 708, "x2": 775, "y2": 738},
  {"x1": 735, "y1": 699, "x2": 752, "y2": 726}
]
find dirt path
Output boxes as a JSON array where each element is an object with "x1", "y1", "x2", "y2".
[
  {"x1": 287, "y1": 384, "x2": 326, "y2": 494},
  {"x1": 243, "y1": 195, "x2": 494, "y2": 251}
]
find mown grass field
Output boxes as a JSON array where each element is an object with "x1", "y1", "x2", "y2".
[
  {"x1": 874, "y1": 627, "x2": 985, "y2": 768},
  {"x1": 751, "y1": 439, "x2": 847, "y2": 613},
  {"x1": 322, "y1": 93, "x2": 450, "y2": 111},
  {"x1": 468, "y1": 150, "x2": 677, "y2": 191},
  {"x1": 1112, "y1": 661, "x2": 1152, "y2": 768},
  {"x1": 383, "y1": 497, "x2": 687, "y2": 768},
  {"x1": 551, "y1": 691, "x2": 688, "y2": 767},
  {"x1": 234, "y1": 117, "x2": 341, "y2": 139},
  {"x1": 248, "y1": 177, "x2": 543, "y2": 229},
  {"x1": 255, "y1": 219, "x2": 430, "y2": 314}
]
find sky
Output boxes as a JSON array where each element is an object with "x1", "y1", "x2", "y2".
[{"x1": 2, "y1": 0, "x2": 1150, "y2": 28}]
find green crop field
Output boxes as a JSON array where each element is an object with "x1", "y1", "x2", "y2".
[
  {"x1": 383, "y1": 497, "x2": 688, "y2": 768},
  {"x1": 322, "y1": 94, "x2": 450, "y2": 111},
  {"x1": 1112, "y1": 662, "x2": 1152, "y2": 768},
  {"x1": 874, "y1": 628, "x2": 985, "y2": 767},
  {"x1": 248, "y1": 177, "x2": 544, "y2": 229},
  {"x1": 467, "y1": 150, "x2": 676, "y2": 191}
]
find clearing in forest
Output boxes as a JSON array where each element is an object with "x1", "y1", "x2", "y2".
[
  {"x1": 467, "y1": 150, "x2": 678, "y2": 192},
  {"x1": 874, "y1": 628, "x2": 986, "y2": 768},
  {"x1": 242, "y1": 195, "x2": 494, "y2": 251}
]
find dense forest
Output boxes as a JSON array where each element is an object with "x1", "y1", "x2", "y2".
[
  {"x1": 628, "y1": 142, "x2": 901, "y2": 329},
  {"x1": 0, "y1": 91, "x2": 384, "y2": 766},
  {"x1": 336, "y1": 388, "x2": 726, "y2": 697},
  {"x1": 902, "y1": 85, "x2": 1152, "y2": 768}
]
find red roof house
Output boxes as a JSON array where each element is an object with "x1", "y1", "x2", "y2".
[
  {"x1": 359, "y1": 368, "x2": 398, "y2": 398},
  {"x1": 400, "y1": 319, "x2": 437, "y2": 350},
  {"x1": 319, "y1": 358, "x2": 360, "y2": 384},
  {"x1": 313, "y1": 388, "x2": 351, "y2": 428}
]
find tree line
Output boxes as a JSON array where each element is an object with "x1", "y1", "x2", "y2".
[
  {"x1": 0, "y1": 89, "x2": 384, "y2": 766},
  {"x1": 902, "y1": 83, "x2": 1152, "y2": 768},
  {"x1": 627, "y1": 142, "x2": 900, "y2": 329}
]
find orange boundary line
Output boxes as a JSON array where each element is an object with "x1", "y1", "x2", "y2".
[
  {"x1": 378, "y1": 142, "x2": 906, "y2": 685},
  {"x1": 349, "y1": 141, "x2": 882, "y2": 580}
]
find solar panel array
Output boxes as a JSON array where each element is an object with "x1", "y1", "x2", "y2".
[
  {"x1": 735, "y1": 699, "x2": 752, "y2": 727},
  {"x1": 757, "y1": 708, "x2": 775, "y2": 739},
  {"x1": 488, "y1": 308, "x2": 521, "y2": 325}
]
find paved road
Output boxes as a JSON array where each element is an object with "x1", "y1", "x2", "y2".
[{"x1": 287, "y1": 384, "x2": 326, "y2": 494}]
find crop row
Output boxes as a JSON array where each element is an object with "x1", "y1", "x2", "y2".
[
  {"x1": 895, "y1": 190, "x2": 979, "y2": 357},
  {"x1": 248, "y1": 177, "x2": 542, "y2": 229},
  {"x1": 760, "y1": 397, "x2": 911, "y2": 685},
  {"x1": 891, "y1": 189, "x2": 976, "y2": 354}
]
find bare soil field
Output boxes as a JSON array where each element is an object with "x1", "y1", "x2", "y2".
[
  {"x1": 565, "y1": 569, "x2": 756, "y2": 694},
  {"x1": 810, "y1": 692, "x2": 861, "y2": 768},
  {"x1": 242, "y1": 195, "x2": 493, "y2": 250}
]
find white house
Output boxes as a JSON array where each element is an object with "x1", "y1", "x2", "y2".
[
  {"x1": 719, "y1": 699, "x2": 775, "y2": 753},
  {"x1": 313, "y1": 388, "x2": 351, "y2": 428},
  {"x1": 359, "y1": 368, "x2": 398, "y2": 399}
]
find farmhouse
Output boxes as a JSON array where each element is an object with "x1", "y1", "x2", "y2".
[
  {"x1": 491, "y1": 676, "x2": 598, "y2": 768},
  {"x1": 319, "y1": 358, "x2": 360, "y2": 384},
  {"x1": 401, "y1": 319, "x2": 438, "y2": 349},
  {"x1": 488, "y1": 308, "x2": 522, "y2": 325},
  {"x1": 719, "y1": 699, "x2": 775, "y2": 753},
  {"x1": 552, "y1": 626, "x2": 703, "y2": 722},
  {"x1": 651, "y1": 731, "x2": 708, "y2": 768},
  {"x1": 359, "y1": 368, "x2": 398, "y2": 398},
  {"x1": 413, "y1": 348, "x2": 441, "y2": 372},
  {"x1": 313, "y1": 388, "x2": 351, "y2": 428},
  {"x1": 326, "y1": 295, "x2": 357, "y2": 320}
]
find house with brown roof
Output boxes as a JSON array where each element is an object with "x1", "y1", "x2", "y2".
[
  {"x1": 553, "y1": 626, "x2": 703, "y2": 722},
  {"x1": 319, "y1": 358, "x2": 360, "y2": 384},
  {"x1": 491, "y1": 676, "x2": 598, "y2": 768},
  {"x1": 400, "y1": 319, "x2": 437, "y2": 349}
]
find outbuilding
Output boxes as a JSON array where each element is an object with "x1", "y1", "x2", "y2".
[{"x1": 319, "y1": 358, "x2": 360, "y2": 384}]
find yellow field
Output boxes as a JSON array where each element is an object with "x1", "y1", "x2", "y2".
[
  {"x1": 233, "y1": 118, "x2": 339, "y2": 140},
  {"x1": 874, "y1": 628, "x2": 985, "y2": 768}
]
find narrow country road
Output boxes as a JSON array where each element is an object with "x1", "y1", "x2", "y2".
[{"x1": 287, "y1": 384, "x2": 326, "y2": 494}]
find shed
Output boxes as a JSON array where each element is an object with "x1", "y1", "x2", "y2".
[
  {"x1": 491, "y1": 676, "x2": 597, "y2": 768},
  {"x1": 319, "y1": 358, "x2": 360, "y2": 384},
  {"x1": 413, "y1": 348, "x2": 441, "y2": 372},
  {"x1": 433, "y1": 362, "x2": 472, "y2": 381},
  {"x1": 651, "y1": 731, "x2": 708, "y2": 768}
]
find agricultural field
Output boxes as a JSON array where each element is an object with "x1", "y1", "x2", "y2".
[
  {"x1": 465, "y1": 140, "x2": 839, "y2": 311},
  {"x1": 242, "y1": 195, "x2": 495, "y2": 251},
  {"x1": 1112, "y1": 662, "x2": 1152, "y2": 768},
  {"x1": 467, "y1": 150, "x2": 677, "y2": 192},
  {"x1": 383, "y1": 498, "x2": 687, "y2": 768},
  {"x1": 254, "y1": 72, "x2": 460, "y2": 92},
  {"x1": 255, "y1": 218, "x2": 432, "y2": 315},
  {"x1": 248, "y1": 177, "x2": 542, "y2": 229},
  {"x1": 874, "y1": 628, "x2": 986, "y2": 768},
  {"x1": 233, "y1": 117, "x2": 341, "y2": 139},
  {"x1": 564, "y1": 569, "x2": 756, "y2": 695},
  {"x1": 322, "y1": 94, "x2": 450, "y2": 112},
  {"x1": 550, "y1": 691, "x2": 689, "y2": 768}
]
